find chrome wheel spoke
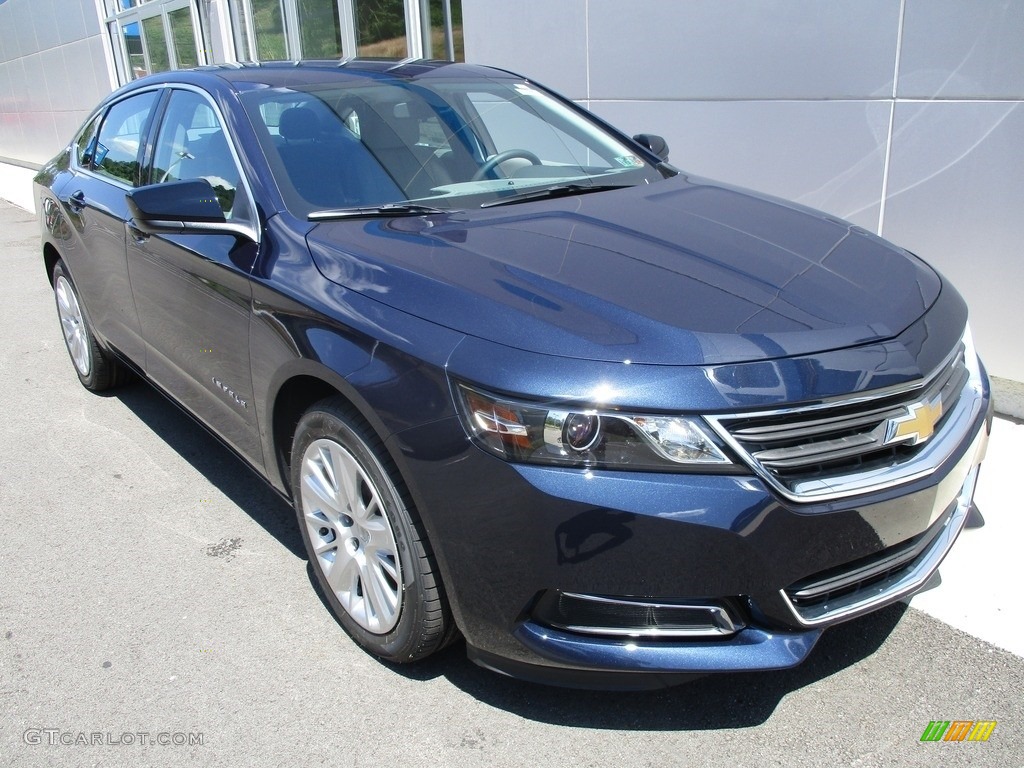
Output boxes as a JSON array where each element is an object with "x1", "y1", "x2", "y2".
[
  {"x1": 327, "y1": 549, "x2": 361, "y2": 597},
  {"x1": 312, "y1": 534, "x2": 337, "y2": 556},
  {"x1": 302, "y1": 461, "x2": 341, "y2": 521},
  {"x1": 373, "y1": 549, "x2": 400, "y2": 585},
  {"x1": 331, "y1": 447, "x2": 361, "y2": 514},
  {"x1": 361, "y1": 556, "x2": 398, "y2": 628}
]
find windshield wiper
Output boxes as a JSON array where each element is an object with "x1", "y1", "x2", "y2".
[
  {"x1": 480, "y1": 183, "x2": 630, "y2": 209},
  {"x1": 308, "y1": 203, "x2": 456, "y2": 221}
]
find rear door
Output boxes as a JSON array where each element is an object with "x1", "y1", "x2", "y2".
[
  {"x1": 127, "y1": 86, "x2": 264, "y2": 469},
  {"x1": 57, "y1": 90, "x2": 161, "y2": 365}
]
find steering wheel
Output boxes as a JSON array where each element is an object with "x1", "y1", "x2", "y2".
[{"x1": 472, "y1": 149, "x2": 543, "y2": 181}]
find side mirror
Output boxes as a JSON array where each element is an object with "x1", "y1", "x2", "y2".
[
  {"x1": 126, "y1": 179, "x2": 256, "y2": 241},
  {"x1": 633, "y1": 133, "x2": 670, "y2": 162}
]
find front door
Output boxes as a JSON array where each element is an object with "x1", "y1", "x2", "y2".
[{"x1": 127, "y1": 86, "x2": 264, "y2": 469}]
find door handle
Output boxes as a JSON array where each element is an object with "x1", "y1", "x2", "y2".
[{"x1": 67, "y1": 190, "x2": 86, "y2": 212}]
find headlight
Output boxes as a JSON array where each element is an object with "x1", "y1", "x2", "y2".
[
  {"x1": 961, "y1": 322, "x2": 984, "y2": 394},
  {"x1": 454, "y1": 383, "x2": 734, "y2": 471}
]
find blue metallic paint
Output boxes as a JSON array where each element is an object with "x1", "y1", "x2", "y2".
[
  {"x1": 307, "y1": 176, "x2": 941, "y2": 366},
  {"x1": 512, "y1": 622, "x2": 823, "y2": 674},
  {"x1": 34, "y1": 61, "x2": 991, "y2": 688}
]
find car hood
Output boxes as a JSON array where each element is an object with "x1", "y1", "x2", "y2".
[{"x1": 306, "y1": 175, "x2": 941, "y2": 366}]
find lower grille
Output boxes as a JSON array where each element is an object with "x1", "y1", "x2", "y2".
[
  {"x1": 786, "y1": 502, "x2": 953, "y2": 614},
  {"x1": 777, "y1": 460, "x2": 981, "y2": 627}
]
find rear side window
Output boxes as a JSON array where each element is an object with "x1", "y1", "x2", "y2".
[{"x1": 92, "y1": 91, "x2": 159, "y2": 186}]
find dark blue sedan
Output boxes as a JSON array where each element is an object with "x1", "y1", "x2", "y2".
[{"x1": 35, "y1": 60, "x2": 991, "y2": 688}]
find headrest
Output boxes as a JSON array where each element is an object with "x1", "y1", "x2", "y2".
[{"x1": 279, "y1": 107, "x2": 321, "y2": 141}]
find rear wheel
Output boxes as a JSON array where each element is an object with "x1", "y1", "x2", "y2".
[
  {"x1": 52, "y1": 260, "x2": 127, "y2": 391},
  {"x1": 291, "y1": 398, "x2": 454, "y2": 662}
]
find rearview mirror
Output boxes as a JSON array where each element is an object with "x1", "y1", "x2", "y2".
[
  {"x1": 126, "y1": 179, "x2": 256, "y2": 241},
  {"x1": 633, "y1": 133, "x2": 670, "y2": 161}
]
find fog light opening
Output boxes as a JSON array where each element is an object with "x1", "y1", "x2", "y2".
[{"x1": 533, "y1": 591, "x2": 744, "y2": 639}]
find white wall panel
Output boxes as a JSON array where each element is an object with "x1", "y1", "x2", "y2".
[
  {"x1": 9, "y1": 0, "x2": 39, "y2": 59},
  {"x1": 0, "y1": 6, "x2": 9, "y2": 62},
  {"x1": 899, "y1": 0, "x2": 1024, "y2": 99},
  {"x1": 882, "y1": 101, "x2": 1024, "y2": 380},
  {"x1": 40, "y1": 47, "x2": 70, "y2": 114},
  {"x1": 587, "y1": 0, "x2": 901, "y2": 100},
  {"x1": 591, "y1": 99, "x2": 888, "y2": 231},
  {"x1": 463, "y1": 0, "x2": 590, "y2": 99},
  {"x1": 32, "y1": 0, "x2": 61, "y2": 52}
]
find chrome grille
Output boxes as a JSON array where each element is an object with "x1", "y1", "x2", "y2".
[{"x1": 707, "y1": 344, "x2": 972, "y2": 502}]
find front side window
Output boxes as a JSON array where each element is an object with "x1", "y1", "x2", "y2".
[
  {"x1": 92, "y1": 91, "x2": 159, "y2": 185},
  {"x1": 150, "y1": 89, "x2": 247, "y2": 219}
]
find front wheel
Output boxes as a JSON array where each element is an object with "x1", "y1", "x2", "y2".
[{"x1": 290, "y1": 398, "x2": 455, "y2": 662}]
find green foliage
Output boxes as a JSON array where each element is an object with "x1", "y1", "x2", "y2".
[
  {"x1": 357, "y1": 0, "x2": 405, "y2": 46},
  {"x1": 142, "y1": 16, "x2": 170, "y2": 72},
  {"x1": 299, "y1": 0, "x2": 343, "y2": 58},
  {"x1": 169, "y1": 8, "x2": 199, "y2": 67},
  {"x1": 252, "y1": 0, "x2": 287, "y2": 60}
]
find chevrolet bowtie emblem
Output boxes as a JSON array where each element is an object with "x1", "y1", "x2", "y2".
[{"x1": 885, "y1": 398, "x2": 943, "y2": 446}]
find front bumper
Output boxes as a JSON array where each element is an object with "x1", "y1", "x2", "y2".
[
  {"x1": 504, "y1": 440, "x2": 982, "y2": 685},
  {"x1": 386, "y1": 367, "x2": 991, "y2": 688}
]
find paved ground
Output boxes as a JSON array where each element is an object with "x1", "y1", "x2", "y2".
[{"x1": 1, "y1": 199, "x2": 1022, "y2": 767}]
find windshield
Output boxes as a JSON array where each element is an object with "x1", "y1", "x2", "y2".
[{"x1": 240, "y1": 76, "x2": 665, "y2": 217}]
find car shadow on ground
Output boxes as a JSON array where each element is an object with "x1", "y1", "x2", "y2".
[
  {"x1": 113, "y1": 378, "x2": 908, "y2": 730},
  {"x1": 384, "y1": 602, "x2": 908, "y2": 730},
  {"x1": 113, "y1": 380, "x2": 303, "y2": 558}
]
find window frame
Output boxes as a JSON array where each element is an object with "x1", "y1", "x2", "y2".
[
  {"x1": 148, "y1": 86, "x2": 252, "y2": 223},
  {"x1": 77, "y1": 88, "x2": 163, "y2": 189},
  {"x1": 141, "y1": 84, "x2": 262, "y2": 243},
  {"x1": 70, "y1": 83, "x2": 261, "y2": 245}
]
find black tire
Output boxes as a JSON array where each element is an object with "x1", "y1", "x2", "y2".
[
  {"x1": 290, "y1": 397, "x2": 455, "y2": 662},
  {"x1": 51, "y1": 260, "x2": 127, "y2": 392}
]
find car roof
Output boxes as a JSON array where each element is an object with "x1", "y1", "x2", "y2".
[{"x1": 120, "y1": 60, "x2": 521, "y2": 95}]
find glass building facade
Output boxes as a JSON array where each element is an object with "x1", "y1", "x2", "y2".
[
  {"x1": 101, "y1": 0, "x2": 463, "y2": 83},
  {"x1": 0, "y1": 0, "x2": 462, "y2": 172}
]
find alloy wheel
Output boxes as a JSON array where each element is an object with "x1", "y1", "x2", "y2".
[
  {"x1": 299, "y1": 437, "x2": 403, "y2": 634},
  {"x1": 55, "y1": 275, "x2": 91, "y2": 377}
]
